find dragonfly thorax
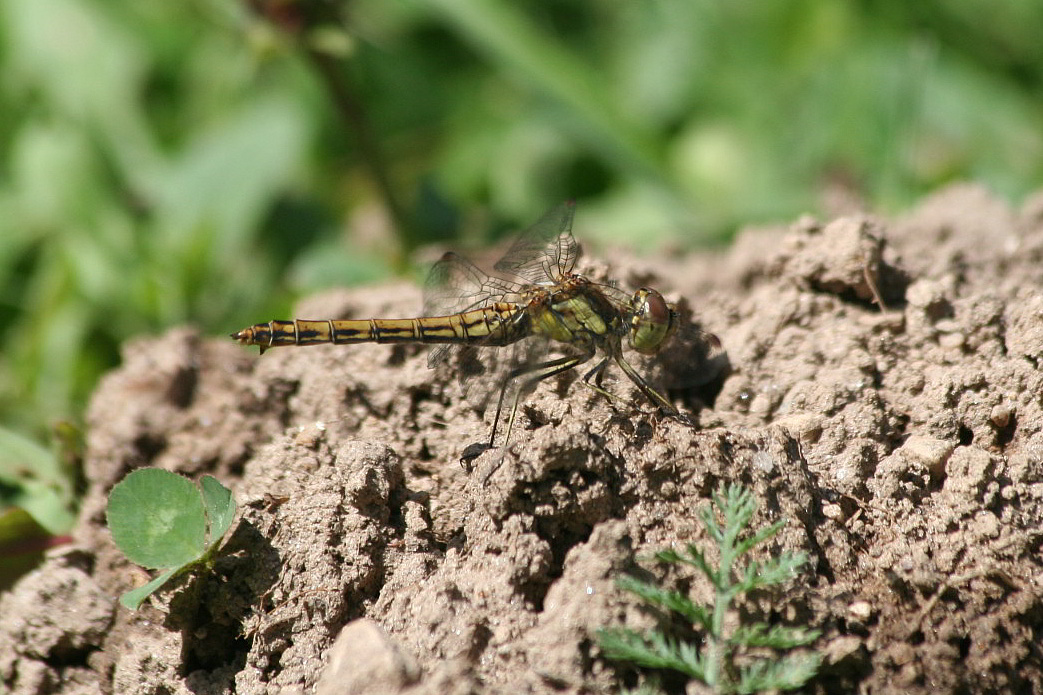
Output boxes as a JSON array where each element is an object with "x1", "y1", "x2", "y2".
[{"x1": 627, "y1": 288, "x2": 677, "y2": 355}]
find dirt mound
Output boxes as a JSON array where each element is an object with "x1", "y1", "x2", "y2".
[{"x1": 2, "y1": 183, "x2": 1042, "y2": 694}]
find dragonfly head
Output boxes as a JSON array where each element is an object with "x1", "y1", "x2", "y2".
[{"x1": 627, "y1": 288, "x2": 677, "y2": 355}]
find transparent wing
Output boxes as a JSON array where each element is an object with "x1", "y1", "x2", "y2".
[
  {"x1": 591, "y1": 281, "x2": 636, "y2": 318},
  {"x1": 422, "y1": 251, "x2": 525, "y2": 368},
  {"x1": 420, "y1": 203, "x2": 589, "y2": 416},
  {"x1": 441, "y1": 333, "x2": 560, "y2": 412},
  {"x1": 493, "y1": 201, "x2": 578, "y2": 285},
  {"x1": 423, "y1": 252, "x2": 522, "y2": 316}
]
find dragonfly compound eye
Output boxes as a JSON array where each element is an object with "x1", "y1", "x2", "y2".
[{"x1": 628, "y1": 288, "x2": 676, "y2": 355}]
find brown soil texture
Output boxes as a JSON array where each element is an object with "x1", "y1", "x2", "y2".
[{"x1": 3, "y1": 183, "x2": 1043, "y2": 694}]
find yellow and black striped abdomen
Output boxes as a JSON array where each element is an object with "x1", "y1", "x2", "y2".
[{"x1": 231, "y1": 303, "x2": 525, "y2": 354}]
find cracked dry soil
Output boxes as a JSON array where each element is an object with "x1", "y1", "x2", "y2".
[{"x1": 2, "y1": 183, "x2": 1043, "y2": 694}]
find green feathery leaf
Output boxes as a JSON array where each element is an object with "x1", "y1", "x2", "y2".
[{"x1": 597, "y1": 484, "x2": 822, "y2": 693}]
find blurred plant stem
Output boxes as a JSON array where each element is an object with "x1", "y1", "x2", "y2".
[
  {"x1": 306, "y1": 45, "x2": 415, "y2": 261},
  {"x1": 249, "y1": 0, "x2": 415, "y2": 263}
]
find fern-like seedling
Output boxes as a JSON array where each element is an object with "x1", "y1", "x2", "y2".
[{"x1": 597, "y1": 483, "x2": 821, "y2": 694}]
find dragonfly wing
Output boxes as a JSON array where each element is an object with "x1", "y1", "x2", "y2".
[
  {"x1": 446, "y1": 333, "x2": 565, "y2": 414},
  {"x1": 493, "y1": 202, "x2": 578, "y2": 284},
  {"x1": 422, "y1": 251, "x2": 523, "y2": 368},
  {"x1": 423, "y1": 252, "x2": 517, "y2": 315},
  {"x1": 427, "y1": 343, "x2": 453, "y2": 370}
]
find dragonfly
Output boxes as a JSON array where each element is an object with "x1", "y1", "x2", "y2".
[{"x1": 232, "y1": 202, "x2": 723, "y2": 467}]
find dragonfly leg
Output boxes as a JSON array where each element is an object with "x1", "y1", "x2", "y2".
[
  {"x1": 582, "y1": 358, "x2": 610, "y2": 386},
  {"x1": 489, "y1": 351, "x2": 595, "y2": 447},
  {"x1": 579, "y1": 358, "x2": 632, "y2": 408},
  {"x1": 483, "y1": 350, "x2": 594, "y2": 481},
  {"x1": 613, "y1": 354, "x2": 679, "y2": 417}
]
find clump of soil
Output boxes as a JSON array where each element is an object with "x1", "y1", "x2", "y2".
[{"x1": 2, "y1": 183, "x2": 1042, "y2": 694}]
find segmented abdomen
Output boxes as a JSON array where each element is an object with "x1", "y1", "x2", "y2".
[{"x1": 231, "y1": 303, "x2": 524, "y2": 354}]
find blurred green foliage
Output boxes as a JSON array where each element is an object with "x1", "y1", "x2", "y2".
[{"x1": 1, "y1": 0, "x2": 1041, "y2": 530}]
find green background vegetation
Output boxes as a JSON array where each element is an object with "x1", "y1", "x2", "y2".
[{"x1": 2, "y1": 0, "x2": 1042, "y2": 533}]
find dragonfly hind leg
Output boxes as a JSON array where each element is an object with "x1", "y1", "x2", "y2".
[
  {"x1": 490, "y1": 351, "x2": 595, "y2": 447},
  {"x1": 482, "y1": 350, "x2": 594, "y2": 481}
]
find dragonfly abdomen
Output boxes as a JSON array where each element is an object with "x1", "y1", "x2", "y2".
[{"x1": 232, "y1": 303, "x2": 525, "y2": 354}]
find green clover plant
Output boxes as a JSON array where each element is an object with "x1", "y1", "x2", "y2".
[{"x1": 106, "y1": 468, "x2": 236, "y2": 610}]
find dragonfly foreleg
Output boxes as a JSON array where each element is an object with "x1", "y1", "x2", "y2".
[{"x1": 613, "y1": 354, "x2": 679, "y2": 417}]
